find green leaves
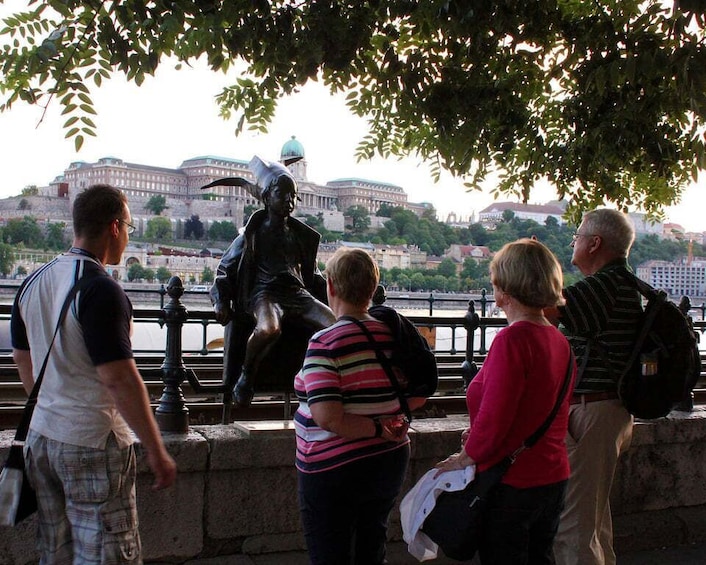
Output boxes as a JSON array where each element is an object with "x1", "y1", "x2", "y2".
[{"x1": 1, "y1": 0, "x2": 706, "y2": 215}]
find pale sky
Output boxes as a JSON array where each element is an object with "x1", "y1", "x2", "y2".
[{"x1": 1, "y1": 2, "x2": 704, "y2": 230}]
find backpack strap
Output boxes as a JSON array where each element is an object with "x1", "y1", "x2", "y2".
[
  {"x1": 607, "y1": 269, "x2": 671, "y2": 385},
  {"x1": 343, "y1": 316, "x2": 413, "y2": 422},
  {"x1": 618, "y1": 284, "x2": 667, "y2": 384},
  {"x1": 575, "y1": 266, "x2": 646, "y2": 384},
  {"x1": 619, "y1": 268, "x2": 658, "y2": 301}
]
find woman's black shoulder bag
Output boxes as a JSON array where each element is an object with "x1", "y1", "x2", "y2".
[{"x1": 421, "y1": 349, "x2": 574, "y2": 561}]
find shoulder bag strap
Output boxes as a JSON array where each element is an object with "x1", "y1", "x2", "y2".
[
  {"x1": 344, "y1": 316, "x2": 413, "y2": 422},
  {"x1": 14, "y1": 273, "x2": 99, "y2": 442},
  {"x1": 521, "y1": 348, "x2": 575, "y2": 451},
  {"x1": 482, "y1": 348, "x2": 574, "y2": 482}
]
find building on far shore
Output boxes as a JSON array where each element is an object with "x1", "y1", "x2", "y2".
[
  {"x1": 26, "y1": 136, "x2": 433, "y2": 234},
  {"x1": 636, "y1": 258, "x2": 706, "y2": 300},
  {"x1": 478, "y1": 201, "x2": 567, "y2": 228}
]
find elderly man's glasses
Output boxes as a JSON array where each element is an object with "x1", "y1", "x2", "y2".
[
  {"x1": 571, "y1": 231, "x2": 597, "y2": 243},
  {"x1": 119, "y1": 219, "x2": 136, "y2": 235}
]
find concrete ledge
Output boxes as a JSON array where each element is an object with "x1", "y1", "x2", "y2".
[{"x1": 1, "y1": 411, "x2": 705, "y2": 563}]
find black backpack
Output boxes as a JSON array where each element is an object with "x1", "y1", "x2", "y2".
[
  {"x1": 368, "y1": 304, "x2": 439, "y2": 399},
  {"x1": 617, "y1": 274, "x2": 701, "y2": 419}
]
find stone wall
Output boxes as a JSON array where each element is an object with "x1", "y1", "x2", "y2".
[{"x1": 1, "y1": 411, "x2": 705, "y2": 564}]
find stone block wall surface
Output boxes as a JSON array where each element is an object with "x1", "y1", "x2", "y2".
[
  {"x1": 1, "y1": 411, "x2": 706, "y2": 563},
  {"x1": 611, "y1": 408, "x2": 706, "y2": 516}
]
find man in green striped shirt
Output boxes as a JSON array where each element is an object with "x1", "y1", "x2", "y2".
[{"x1": 548, "y1": 209, "x2": 643, "y2": 565}]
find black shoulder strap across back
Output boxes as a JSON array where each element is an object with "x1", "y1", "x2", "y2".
[
  {"x1": 344, "y1": 316, "x2": 413, "y2": 421},
  {"x1": 14, "y1": 274, "x2": 99, "y2": 442}
]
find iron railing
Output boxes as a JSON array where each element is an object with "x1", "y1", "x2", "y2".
[{"x1": 1, "y1": 278, "x2": 705, "y2": 430}]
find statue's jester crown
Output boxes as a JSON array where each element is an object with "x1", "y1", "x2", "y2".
[{"x1": 200, "y1": 155, "x2": 302, "y2": 202}]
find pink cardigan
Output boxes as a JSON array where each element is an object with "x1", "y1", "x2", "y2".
[{"x1": 464, "y1": 322, "x2": 575, "y2": 488}]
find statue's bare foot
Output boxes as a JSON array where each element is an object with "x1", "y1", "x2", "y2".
[{"x1": 234, "y1": 376, "x2": 255, "y2": 408}]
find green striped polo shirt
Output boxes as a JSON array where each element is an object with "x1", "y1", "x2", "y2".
[{"x1": 558, "y1": 259, "x2": 644, "y2": 394}]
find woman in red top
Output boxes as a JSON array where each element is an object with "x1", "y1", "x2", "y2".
[{"x1": 435, "y1": 238, "x2": 576, "y2": 564}]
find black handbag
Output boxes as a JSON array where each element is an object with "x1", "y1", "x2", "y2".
[
  {"x1": 421, "y1": 349, "x2": 575, "y2": 561},
  {"x1": 0, "y1": 275, "x2": 94, "y2": 526}
]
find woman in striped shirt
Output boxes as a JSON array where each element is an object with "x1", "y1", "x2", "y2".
[{"x1": 294, "y1": 247, "x2": 426, "y2": 564}]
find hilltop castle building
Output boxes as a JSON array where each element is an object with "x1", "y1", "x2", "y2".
[{"x1": 40, "y1": 136, "x2": 431, "y2": 233}]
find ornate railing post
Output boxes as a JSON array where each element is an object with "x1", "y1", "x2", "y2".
[
  {"x1": 372, "y1": 284, "x2": 387, "y2": 306},
  {"x1": 155, "y1": 276, "x2": 189, "y2": 433},
  {"x1": 157, "y1": 283, "x2": 168, "y2": 309},
  {"x1": 461, "y1": 300, "x2": 480, "y2": 388},
  {"x1": 478, "y1": 289, "x2": 489, "y2": 355},
  {"x1": 479, "y1": 288, "x2": 489, "y2": 316}
]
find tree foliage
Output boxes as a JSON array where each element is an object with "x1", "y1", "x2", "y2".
[
  {"x1": 44, "y1": 221, "x2": 67, "y2": 250},
  {"x1": 3, "y1": 2, "x2": 706, "y2": 218},
  {"x1": 155, "y1": 265, "x2": 172, "y2": 283},
  {"x1": 127, "y1": 262, "x2": 145, "y2": 282},
  {"x1": 145, "y1": 195, "x2": 168, "y2": 215},
  {"x1": 345, "y1": 205, "x2": 371, "y2": 234},
  {"x1": 437, "y1": 258, "x2": 458, "y2": 278},
  {"x1": 0, "y1": 242, "x2": 14, "y2": 276},
  {"x1": 376, "y1": 203, "x2": 396, "y2": 217},
  {"x1": 145, "y1": 216, "x2": 172, "y2": 240},
  {"x1": 208, "y1": 220, "x2": 237, "y2": 242},
  {"x1": 184, "y1": 214, "x2": 204, "y2": 240},
  {"x1": 201, "y1": 265, "x2": 214, "y2": 283},
  {"x1": 127, "y1": 262, "x2": 154, "y2": 282},
  {"x1": 2, "y1": 216, "x2": 43, "y2": 247}
]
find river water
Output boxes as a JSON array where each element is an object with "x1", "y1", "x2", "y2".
[
  {"x1": 128, "y1": 306, "x2": 496, "y2": 357},
  {"x1": 0, "y1": 286, "x2": 488, "y2": 354}
]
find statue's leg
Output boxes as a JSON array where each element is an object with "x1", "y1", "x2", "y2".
[
  {"x1": 222, "y1": 321, "x2": 241, "y2": 389},
  {"x1": 235, "y1": 300, "x2": 282, "y2": 407},
  {"x1": 223, "y1": 320, "x2": 247, "y2": 424}
]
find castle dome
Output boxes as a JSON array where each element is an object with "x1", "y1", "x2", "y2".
[{"x1": 281, "y1": 136, "x2": 305, "y2": 159}]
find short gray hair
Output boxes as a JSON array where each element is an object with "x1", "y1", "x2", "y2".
[{"x1": 582, "y1": 209, "x2": 635, "y2": 257}]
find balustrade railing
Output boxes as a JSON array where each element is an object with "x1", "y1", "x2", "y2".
[
  {"x1": 1, "y1": 279, "x2": 704, "y2": 430},
  {"x1": 0, "y1": 279, "x2": 498, "y2": 428}
]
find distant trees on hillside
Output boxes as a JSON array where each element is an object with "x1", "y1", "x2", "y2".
[
  {"x1": 208, "y1": 221, "x2": 238, "y2": 242},
  {"x1": 345, "y1": 205, "x2": 371, "y2": 235},
  {"x1": 184, "y1": 215, "x2": 205, "y2": 240},
  {"x1": 0, "y1": 243, "x2": 14, "y2": 277},
  {"x1": 2, "y1": 210, "x2": 702, "y2": 292},
  {"x1": 127, "y1": 263, "x2": 155, "y2": 282},
  {"x1": 145, "y1": 217, "x2": 172, "y2": 241},
  {"x1": 145, "y1": 195, "x2": 169, "y2": 215},
  {"x1": 155, "y1": 266, "x2": 172, "y2": 283},
  {"x1": 0, "y1": 217, "x2": 67, "y2": 252}
]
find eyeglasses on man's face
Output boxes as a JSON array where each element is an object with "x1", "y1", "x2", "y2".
[
  {"x1": 571, "y1": 231, "x2": 597, "y2": 243},
  {"x1": 119, "y1": 219, "x2": 136, "y2": 235}
]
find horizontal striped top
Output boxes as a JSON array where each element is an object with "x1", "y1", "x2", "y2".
[
  {"x1": 294, "y1": 318, "x2": 409, "y2": 473},
  {"x1": 559, "y1": 259, "x2": 643, "y2": 394}
]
